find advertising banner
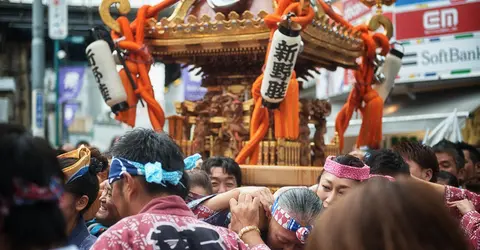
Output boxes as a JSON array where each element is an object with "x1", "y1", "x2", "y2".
[
  {"x1": 396, "y1": 2, "x2": 480, "y2": 40},
  {"x1": 63, "y1": 102, "x2": 80, "y2": 127},
  {"x1": 397, "y1": 33, "x2": 480, "y2": 82},
  {"x1": 343, "y1": 0, "x2": 371, "y2": 22},
  {"x1": 183, "y1": 67, "x2": 207, "y2": 101},
  {"x1": 48, "y1": 0, "x2": 68, "y2": 40},
  {"x1": 58, "y1": 66, "x2": 85, "y2": 103},
  {"x1": 395, "y1": 0, "x2": 445, "y2": 7}
]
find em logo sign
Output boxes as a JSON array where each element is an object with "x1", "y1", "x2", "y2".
[{"x1": 423, "y1": 8, "x2": 458, "y2": 34}]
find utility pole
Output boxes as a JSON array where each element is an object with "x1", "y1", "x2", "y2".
[{"x1": 31, "y1": 0, "x2": 46, "y2": 137}]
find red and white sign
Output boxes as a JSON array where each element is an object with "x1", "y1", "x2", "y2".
[
  {"x1": 48, "y1": 0, "x2": 68, "y2": 40},
  {"x1": 396, "y1": 2, "x2": 480, "y2": 40},
  {"x1": 343, "y1": 0, "x2": 371, "y2": 22}
]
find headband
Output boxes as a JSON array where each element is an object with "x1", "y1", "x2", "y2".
[
  {"x1": 1, "y1": 177, "x2": 63, "y2": 217},
  {"x1": 323, "y1": 155, "x2": 370, "y2": 181},
  {"x1": 271, "y1": 199, "x2": 313, "y2": 244},
  {"x1": 108, "y1": 153, "x2": 201, "y2": 186},
  {"x1": 58, "y1": 146, "x2": 91, "y2": 183}
]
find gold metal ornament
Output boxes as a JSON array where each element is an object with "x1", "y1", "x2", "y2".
[
  {"x1": 360, "y1": 0, "x2": 395, "y2": 8},
  {"x1": 368, "y1": 14, "x2": 393, "y2": 39},
  {"x1": 99, "y1": 0, "x2": 132, "y2": 33}
]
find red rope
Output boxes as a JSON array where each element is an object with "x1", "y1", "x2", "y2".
[{"x1": 110, "y1": 0, "x2": 180, "y2": 131}]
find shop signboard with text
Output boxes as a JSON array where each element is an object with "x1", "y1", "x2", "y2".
[
  {"x1": 396, "y1": 2, "x2": 480, "y2": 40},
  {"x1": 397, "y1": 33, "x2": 480, "y2": 82}
]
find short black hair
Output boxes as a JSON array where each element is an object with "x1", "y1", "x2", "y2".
[
  {"x1": 433, "y1": 139, "x2": 465, "y2": 170},
  {"x1": 0, "y1": 124, "x2": 67, "y2": 249},
  {"x1": 201, "y1": 157, "x2": 242, "y2": 186},
  {"x1": 464, "y1": 177, "x2": 480, "y2": 193},
  {"x1": 59, "y1": 148, "x2": 107, "y2": 214},
  {"x1": 111, "y1": 128, "x2": 189, "y2": 199},
  {"x1": 393, "y1": 141, "x2": 439, "y2": 182},
  {"x1": 457, "y1": 142, "x2": 480, "y2": 164},
  {"x1": 334, "y1": 154, "x2": 365, "y2": 168},
  {"x1": 437, "y1": 171, "x2": 459, "y2": 187},
  {"x1": 76, "y1": 140, "x2": 90, "y2": 148},
  {"x1": 364, "y1": 149, "x2": 410, "y2": 177}
]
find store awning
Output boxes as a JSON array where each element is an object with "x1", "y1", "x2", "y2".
[{"x1": 324, "y1": 85, "x2": 480, "y2": 138}]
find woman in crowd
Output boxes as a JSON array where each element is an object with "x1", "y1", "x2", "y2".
[
  {"x1": 314, "y1": 154, "x2": 370, "y2": 208},
  {"x1": 306, "y1": 178, "x2": 469, "y2": 250},
  {"x1": 0, "y1": 124, "x2": 70, "y2": 250},
  {"x1": 58, "y1": 146, "x2": 107, "y2": 249}
]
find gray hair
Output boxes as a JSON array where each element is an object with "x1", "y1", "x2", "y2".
[{"x1": 276, "y1": 188, "x2": 322, "y2": 225}]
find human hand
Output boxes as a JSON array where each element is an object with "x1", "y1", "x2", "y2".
[
  {"x1": 229, "y1": 193, "x2": 260, "y2": 234},
  {"x1": 238, "y1": 187, "x2": 274, "y2": 214},
  {"x1": 448, "y1": 199, "x2": 476, "y2": 215}
]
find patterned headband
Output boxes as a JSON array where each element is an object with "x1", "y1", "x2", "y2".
[
  {"x1": 108, "y1": 153, "x2": 201, "y2": 187},
  {"x1": 323, "y1": 155, "x2": 370, "y2": 181},
  {"x1": 271, "y1": 199, "x2": 313, "y2": 244},
  {"x1": 58, "y1": 146, "x2": 91, "y2": 183},
  {"x1": 1, "y1": 177, "x2": 64, "y2": 216}
]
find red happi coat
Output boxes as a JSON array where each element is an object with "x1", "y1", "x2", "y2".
[
  {"x1": 445, "y1": 186, "x2": 480, "y2": 250},
  {"x1": 91, "y1": 195, "x2": 269, "y2": 250}
]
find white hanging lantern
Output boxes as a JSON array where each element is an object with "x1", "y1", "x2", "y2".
[
  {"x1": 86, "y1": 40, "x2": 129, "y2": 114},
  {"x1": 260, "y1": 16, "x2": 303, "y2": 109}
]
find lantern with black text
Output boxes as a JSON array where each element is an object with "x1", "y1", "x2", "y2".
[
  {"x1": 260, "y1": 17, "x2": 302, "y2": 109},
  {"x1": 85, "y1": 40, "x2": 129, "y2": 114}
]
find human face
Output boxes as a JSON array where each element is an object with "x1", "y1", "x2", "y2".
[
  {"x1": 267, "y1": 219, "x2": 303, "y2": 250},
  {"x1": 405, "y1": 159, "x2": 432, "y2": 181},
  {"x1": 436, "y1": 152, "x2": 458, "y2": 177},
  {"x1": 463, "y1": 150, "x2": 475, "y2": 180},
  {"x1": 316, "y1": 171, "x2": 359, "y2": 208},
  {"x1": 111, "y1": 180, "x2": 129, "y2": 218},
  {"x1": 209, "y1": 167, "x2": 238, "y2": 193},
  {"x1": 96, "y1": 181, "x2": 121, "y2": 226}
]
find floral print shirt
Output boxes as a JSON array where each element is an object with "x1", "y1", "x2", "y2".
[{"x1": 91, "y1": 195, "x2": 269, "y2": 250}]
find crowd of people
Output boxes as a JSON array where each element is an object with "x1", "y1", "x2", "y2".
[{"x1": 1, "y1": 123, "x2": 480, "y2": 250}]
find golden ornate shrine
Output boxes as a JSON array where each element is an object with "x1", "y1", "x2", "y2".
[{"x1": 98, "y1": 0, "x2": 392, "y2": 188}]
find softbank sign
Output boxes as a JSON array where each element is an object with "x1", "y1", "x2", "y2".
[
  {"x1": 423, "y1": 8, "x2": 458, "y2": 35},
  {"x1": 422, "y1": 46, "x2": 480, "y2": 66},
  {"x1": 396, "y1": 2, "x2": 480, "y2": 40},
  {"x1": 398, "y1": 38, "x2": 480, "y2": 81}
]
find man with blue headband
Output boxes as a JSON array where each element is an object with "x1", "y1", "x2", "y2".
[{"x1": 91, "y1": 128, "x2": 269, "y2": 250}]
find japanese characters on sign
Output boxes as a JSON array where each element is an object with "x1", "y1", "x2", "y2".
[
  {"x1": 261, "y1": 26, "x2": 302, "y2": 108},
  {"x1": 48, "y1": 0, "x2": 68, "y2": 40}
]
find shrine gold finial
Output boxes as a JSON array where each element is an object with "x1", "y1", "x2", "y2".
[
  {"x1": 99, "y1": 0, "x2": 131, "y2": 33},
  {"x1": 362, "y1": 0, "x2": 395, "y2": 39}
]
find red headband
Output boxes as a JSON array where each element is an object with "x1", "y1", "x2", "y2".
[{"x1": 323, "y1": 156, "x2": 370, "y2": 181}]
